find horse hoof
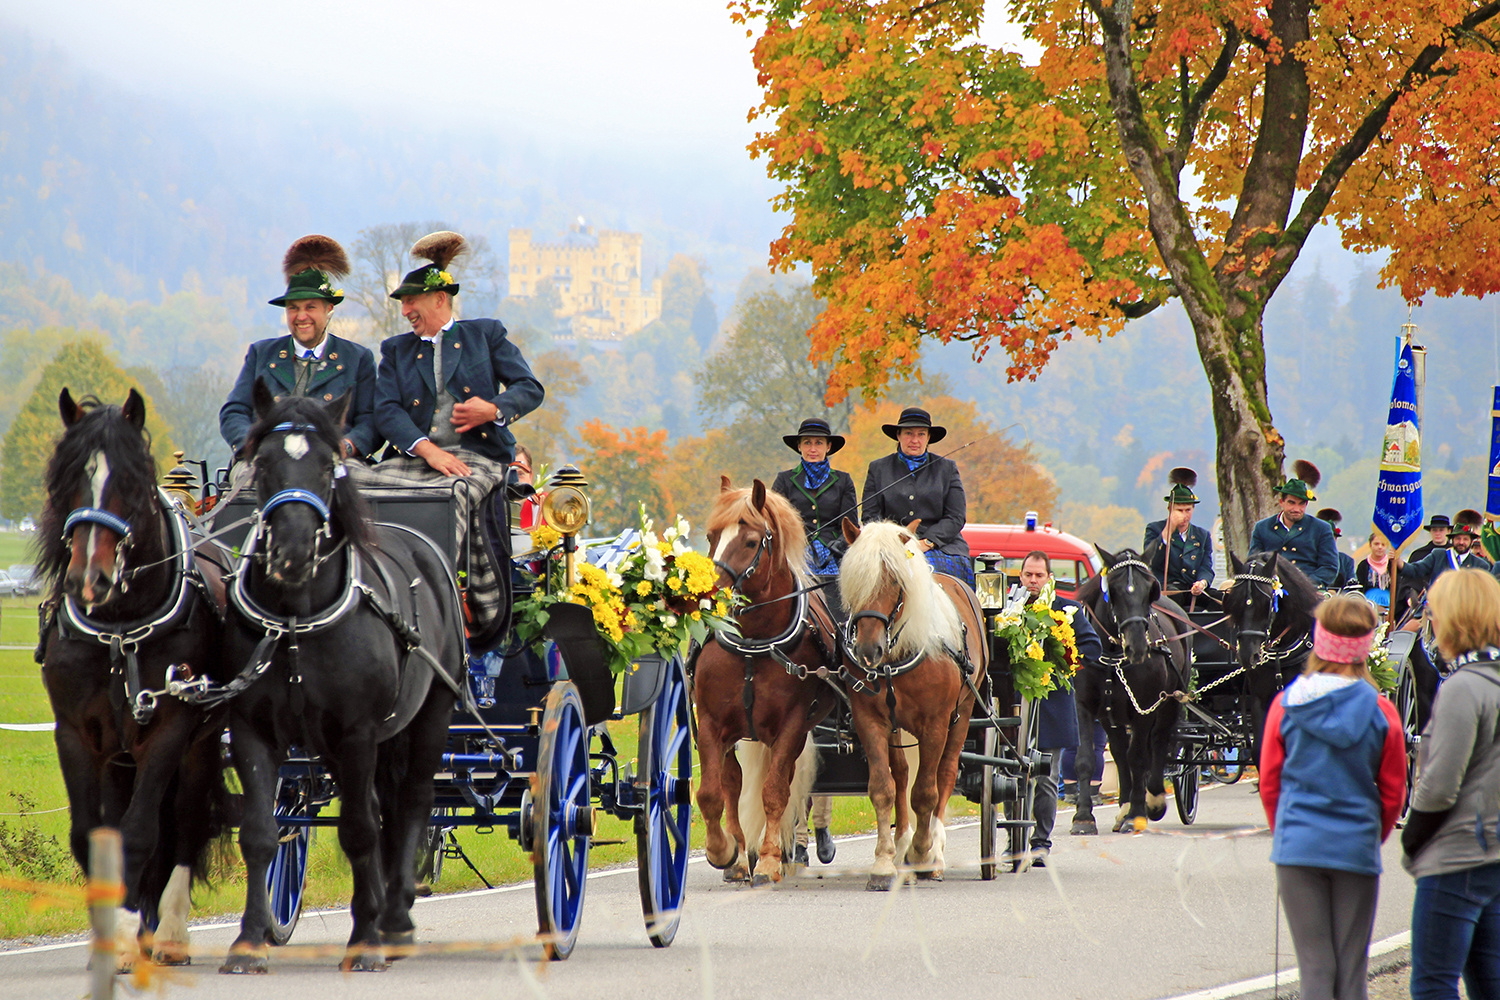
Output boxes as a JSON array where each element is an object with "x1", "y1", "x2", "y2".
[
  {"x1": 219, "y1": 951, "x2": 268, "y2": 975},
  {"x1": 866, "y1": 873, "x2": 896, "y2": 892},
  {"x1": 381, "y1": 930, "x2": 415, "y2": 960},
  {"x1": 707, "y1": 843, "x2": 739, "y2": 872},
  {"x1": 153, "y1": 947, "x2": 191, "y2": 967},
  {"x1": 723, "y1": 864, "x2": 750, "y2": 883},
  {"x1": 914, "y1": 868, "x2": 943, "y2": 881},
  {"x1": 1149, "y1": 804, "x2": 1167, "y2": 821},
  {"x1": 1111, "y1": 815, "x2": 1130, "y2": 833},
  {"x1": 751, "y1": 873, "x2": 773, "y2": 888},
  {"x1": 1071, "y1": 819, "x2": 1098, "y2": 836},
  {"x1": 1132, "y1": 815, "x2": 1149, "y2": 833},
  {"x1": 341, "y1": 949, "x2": 389, "y2": 973}
]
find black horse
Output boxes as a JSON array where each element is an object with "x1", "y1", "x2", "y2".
[
  {"x1": 1070, "y1": 548, "x2": 1191, "y2": 835},
  {"x1": 37, "y1": 388, "x2": 230, "y2": 967},
  {"x1": 1224, "y1": 551, "x2": 1320, "y2": 763},
  {"x1": 220, "y1": 384, "x2": 466, "y2": 973}
]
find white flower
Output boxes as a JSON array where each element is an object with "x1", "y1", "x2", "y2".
[
  {"x1": 664, "y1": 614, "x2": 678, "y2": 628},
  {"x1": 606, "y1": 571, "x2": 624, "y2": 589},
  {"x1": 1062, "y1": 606, "x2": 1077, "y2": 622},
  {"x1": 672, "y1": 538, "x2": 690, "y2": 557},
  {"x1": 700, "y1": 597, "x2": 712, "y2": 609},
  {"x1": 644, "y1": 545, "x2": 667, "y2": 581}
]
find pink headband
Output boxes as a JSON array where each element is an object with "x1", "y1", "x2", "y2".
[{"x1": 1312, "y1": 622, "x2": 1375, "y2": 663}]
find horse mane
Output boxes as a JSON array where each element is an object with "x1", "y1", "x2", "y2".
[
  {"x1": 35, "y1": 396, "x2": 162, "y2": 591},
  {"x1": 839, "y1": 521, "x2": 963, "y2": 658},
  {"x1": 244, "y1": 395, "x2": 372, "y2": 549},
  {"x1": 707, "y1": 486, "x2": 812, "y2": 587}
]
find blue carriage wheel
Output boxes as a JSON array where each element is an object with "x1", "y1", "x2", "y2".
[
  {"x1": 532, "y1": 682, "x2": 592, "y2": 961},
  {"x1": 635, "y1": 656, "x2": 691, "y2": 947},
  {"x1": 266, "y1": 777, "x2": 314, "y2": 946},
  {"x1": 1173, "y1": 743, "x2": 1199, "y2": 825}
]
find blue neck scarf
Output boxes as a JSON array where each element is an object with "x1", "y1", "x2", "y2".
[
  {"x1": 900, "y1": 450, "x2": 930, "y2": 473},
  {"x1": 801, "y1": 460, "x2": 832, "y2": 490}
]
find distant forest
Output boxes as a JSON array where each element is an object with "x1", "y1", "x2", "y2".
[{"x1": 2, "y1": 27, "x2": 1498, "y2": 550}]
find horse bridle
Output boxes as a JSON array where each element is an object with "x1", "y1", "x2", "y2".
[
  {"x1": 1230, "y1": 563, "x2": 1308, "y2": 664},
  {"x1": 62, "y1": 506, "x2": 137, "y2": 595},
  {"x1": 252, "y1": 422, "x2": 345, "y2": 572},
  {"x1": 713, "y1": 525, "x2": 773, "y2": 593},
  {"x1": 1099, "y1": 556, "x2": 1157, "y2": 638},
  {"x1": 844, "y1": 587, "x2": 909, "y2": 667}
]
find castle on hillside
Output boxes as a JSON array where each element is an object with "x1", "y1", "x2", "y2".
[{"x1": 508, "y1": 221, "x2": 662, "y2": 341}]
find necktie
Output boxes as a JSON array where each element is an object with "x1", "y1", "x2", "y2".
[{"x1": 294, "y1": 351, "x2": 316, "y2": 395}]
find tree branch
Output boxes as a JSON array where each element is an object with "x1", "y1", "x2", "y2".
[
  {"x1": 1267, "y1": 0, "x2": 1500, "y2": 292},
  {"x1": 1173, "y1": 24, "x2": 1241, "y2": 179}
]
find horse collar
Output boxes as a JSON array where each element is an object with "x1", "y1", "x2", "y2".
[
  {"x1": 713, "y1": 587, "x2": 809, "y2": 659},
  {"x1": 229, "y1": 529, "x2": 363, "y2": 638}
]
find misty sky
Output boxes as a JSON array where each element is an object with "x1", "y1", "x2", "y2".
[{"x1": 4, "y1": 2, "x2": 1032, "y2": 160}]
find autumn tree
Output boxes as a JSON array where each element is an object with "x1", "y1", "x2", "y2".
[
  {"x1": 573, "y1": 420, "x2": 670, "y2": 534},
  {"x1": 2, "y1": 339, "x2": 178, "y2": 520},
  {"x1": 733, "y1": 0, "x2": 1500, "y2": 553}
]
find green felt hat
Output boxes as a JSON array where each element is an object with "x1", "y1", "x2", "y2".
[
  {"x1": 1163, "y1": 467, "x2": 1200, "y2": 505},
  {"x1": 389, "y1": 231, "x2": 467, "y2": 300},
  {"x1": 268, "y1": 235, "x2": 348, "y2": 306},
  {"x1": 1274, "y1": 459, "x2": 1321, "y2": 502},
  {"x1": 389, "y1": 264, "x2": 460, "y2": 300}
]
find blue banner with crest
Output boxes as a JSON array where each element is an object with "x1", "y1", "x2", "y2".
[
  {"x1": 1372, "y1": 338, "x2": 1422, "y2": 552},
  {"x1": 1487, "y1": 387, "x2": 1500, "y2": 522}
]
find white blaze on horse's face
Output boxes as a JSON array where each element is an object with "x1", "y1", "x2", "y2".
[
  {"x1": 86, "y1": 450, "x2": 112, "y2": 580},
  {"x1": 283, "y1": 434, "x2": 309, "y2": 460},
  {"x1": 712, "y1": 527, "x2": 736, "y2": 565}
]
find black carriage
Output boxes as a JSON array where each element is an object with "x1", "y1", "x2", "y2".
[{"x1": 201, "y1": 475, "x2": 691, "y2": 960}]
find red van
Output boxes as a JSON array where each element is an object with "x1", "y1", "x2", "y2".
[{"x1": 962, "y1": 520, "x2": 1102, "y2": 605}]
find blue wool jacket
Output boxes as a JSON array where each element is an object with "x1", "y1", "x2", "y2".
[{"x1": 1259, "y1": 676, "x2": 1406, "y2": 876}]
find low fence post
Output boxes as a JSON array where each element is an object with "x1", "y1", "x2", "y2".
[{"x1": 88, "y1": 827, "x2": 122, "y2": 999}]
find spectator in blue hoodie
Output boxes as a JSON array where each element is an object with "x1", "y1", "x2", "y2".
[
  {"x1": 1402, "y1": 568, "x2": 1500, "y2": 1000},
  {"x1": 1259, "y1": 595, "x2": 1407, "y2": 1000}
]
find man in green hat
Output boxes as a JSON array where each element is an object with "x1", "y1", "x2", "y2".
[
  {"x1": 1248, "y1": 460, "x2": 1340, "y2": 588},
  {"x1": 1142, "y1": 467, "x2": 1214, "y2": 596},
  {"x1": 220, "y1": 235, "x2": 380, "y2": 465},
  {"x1": 368, "y1": 231, "x2": 544, "y2": 640},
  {"x1": 1404, "y1": 509, "x2": 1497, "y2": 593}
]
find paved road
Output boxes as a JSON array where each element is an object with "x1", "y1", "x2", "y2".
[{"x1": 2, "y1": 782, "x2": 1417, "y2": 1000}]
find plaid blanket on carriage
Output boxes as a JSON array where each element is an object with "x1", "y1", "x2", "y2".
[{"x1": 362, "y1": 451, "x2": 510, "y2": 644}]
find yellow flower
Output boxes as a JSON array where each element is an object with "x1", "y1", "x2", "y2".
[
  {"x1": 1026, "y1": 641, "x2": 1045, "y2": 661},
  {"x1": 667, "y1": 575, "x2": 682, "y2": 591},
  {"x1": 530, "y1": 523, "x2": 562, "y2": 550},
  {"x1": 690, "y1": 610, "x2": 701, "y2": 621},
  {"x1": 636, "y1": 580, "x2": 652, "y2": 596},
  {"x1": 624, "y1": 611, "x2": 639, "y2": 629},
  {"x1": 676, "y1": 551, "x2": 719, "y2": 594},
  {"x1": 1040, "y1": 670, "x2": 1052, "y2": 686}
]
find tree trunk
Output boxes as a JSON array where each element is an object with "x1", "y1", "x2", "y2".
[{"x1": 1190, "y1": 309, "x2": 1284, "y2": 558}]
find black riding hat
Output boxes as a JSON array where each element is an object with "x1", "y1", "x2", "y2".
[
  {"x1": 783, "y1": 417, "x2": 845, "y2": 454},
  {"x1": 1424, "y1": 514, "x2": 1452, "y2": 530},
  {"x1": 881, "y1": 406, "x2": 947, "y2": 444}
]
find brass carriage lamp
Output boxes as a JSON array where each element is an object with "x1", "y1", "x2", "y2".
[
  {"x1": 540, "y1": 465, "x2": 591, "y2": 589},
  {"x1": 161, "y1": 452, "x2": 199, "y2": 514}
]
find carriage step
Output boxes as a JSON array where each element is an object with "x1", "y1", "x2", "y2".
[
  {"x1": 590, "y1": 839, "x2": 626, "y2": 846},
  {"x1": 968, "y1": 716, "x2": 1022, "y2": 729}
]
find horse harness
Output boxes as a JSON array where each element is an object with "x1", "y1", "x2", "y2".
[
  {"x1": 1233, "y1": 566, "x2": 1313, "y2": 670},
  {"x1": 170, "y1": 478, "x2": 478, "y2": 744},
  {"x1": 44, "y1": 491, "x2": 223, "y2": 728},
  {"x1": 711, "y1": 587, "x2": 843, "y2": 742},
  {"x1": 1088, "y1": 556, "x2": 1192, "y2": 718}
]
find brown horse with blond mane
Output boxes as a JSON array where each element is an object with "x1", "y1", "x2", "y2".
[
  {"x1": 696, "y1": 478, "x2": 841, "y2": 885},
  {"x1": 839, "y1": 519, "x2": 986, "y2": 889}
]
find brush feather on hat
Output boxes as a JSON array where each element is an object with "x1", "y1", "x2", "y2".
[
  {"x1": 1291, "y1": 459, "x2": 1321, "y2": 489},
  {"x1": 1169, "y1": 467, "x2": 1197, "y2": 488},
  {"x1": 410, "y1": 231, "x2": 468, "y2": 271},
  {"x1": 282, "y1": 235, "x2": 349, "y2": 280}
]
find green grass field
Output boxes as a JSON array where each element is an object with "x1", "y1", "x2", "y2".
[{"x1": 0, "y1": 529, "x2": 962, "y2": 942}]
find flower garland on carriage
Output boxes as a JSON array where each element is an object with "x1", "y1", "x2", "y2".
[
  {"x1": 514, "y1": 506, "x2": 740, "y2": 675},
  {"x1": 988, "y1": 579, "x2": 1081, "y2": 700}
]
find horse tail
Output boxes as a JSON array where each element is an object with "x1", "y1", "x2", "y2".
[
  {"x1": 785, "y1": 735, "x2": 818, "y2": 854},
  {"x1": 735, "y1": 735, "x2": 819, "y2": 859},
  {"x1": 192, "y1": 733, "x2": 236, "y2": 887}
]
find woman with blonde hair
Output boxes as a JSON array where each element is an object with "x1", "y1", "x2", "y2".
[
  {"x1": 1259, "y1": 595, "x2": 1407, "y2": 1000},
  {"x1": 1404, "y1": 568, "x2": 1500, "y2": 999}
]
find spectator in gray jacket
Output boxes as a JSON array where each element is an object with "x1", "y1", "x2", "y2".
[{"x1": 1402, "y1": 568, "x2": 1500, "y2": 1000}]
